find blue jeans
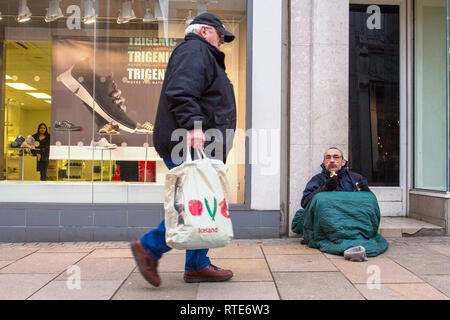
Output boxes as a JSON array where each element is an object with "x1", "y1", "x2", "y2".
[{"x1": 139, "y1": 158, "x2": 211, "y2": 271}]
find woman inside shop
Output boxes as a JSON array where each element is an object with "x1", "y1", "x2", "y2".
[{"x1": 32, "y1": 123, "x2": 51, "y2": 181}]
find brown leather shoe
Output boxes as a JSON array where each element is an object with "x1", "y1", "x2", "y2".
[
  {"x1": 131, "y1": 239, "x2": 161, "y2": 287},
  {"x1": 184, "y1": 264, "x2": 233, "y2": 283}
]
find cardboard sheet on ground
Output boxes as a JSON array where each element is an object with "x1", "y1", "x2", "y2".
[{"x1": 291, "y1": 192, "x2": 389, "y2": 257}]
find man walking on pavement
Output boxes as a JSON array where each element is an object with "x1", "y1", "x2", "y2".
[{"x1": 131, "y1": 13, "x2": 237, "y2": 287}]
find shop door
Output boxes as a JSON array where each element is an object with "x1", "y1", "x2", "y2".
[{"x1": 349, "y1": 0, "x2": 407, "y2": 216}]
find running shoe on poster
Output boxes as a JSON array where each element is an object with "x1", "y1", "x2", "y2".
[{"x1": 57, "y1": 57, "x2": 137, "y2": 133}]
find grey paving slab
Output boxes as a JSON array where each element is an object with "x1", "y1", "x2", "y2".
[
  {"x1": 208, "y1": 244, "x2": 264, "y2": 259},
  {"x1": 0, "y1": 252, "x2": 88, "y2": 274},
  {"x1": 273, "y1": 272, "x2": 364, "y2": 300},
  {"x1": 56, "y1": 258, "x2": 136, "y2": 281},
  {"x1": 85, "y1": 248, "x2": 133, "y2": 258},
  {"x1": 28, "y1": 280, "x2": 124, "y2": 300},
  {"x1": 157, "y1": 253, "x2": 186, "y2": 272},
  {"x1": 266, "y1": 254, "x2": 338, "y2": 272},
  {"x1": 262, "y1": 244, "x2": 321, "y2": 255},
  {"x1": 257, "y1": 238, "x2": 302, "y2": 246},
  {"x1": 421, "y1": 275, "x2": 450, "y2": 298},
  {"x1": 0, "y1": 274, "x2": 57, "y2": 300},
  {"x1": 210, "y1": 258, "x2": 273, "y2": 282},
  {"x1": 323, "y1": 253, "x2": 344, "y2": 259},
  {"x1": 37, "y1": 246, "x2": 94, "y2": 253},
  {"x1": 0, "y1": 261, "x2": 13, "y2": 269},
  {"x1": 426, "y1": 244, "x2": 450, "y2": 258},
  {"x1": 354, "y1": 284, "x2": 407, "y2": 300},
  {"x1": 112, "y1": 272, "x2": 199, "y2": 300},
  {"x1": 197, "y1": 282, "x2": 279, "y2": 300},
  {"x1": 385, "y1": 244, "x2": 450, "y2": 275},
  {"x1": 383, "y1": 283, "x2": 449, "y2": 300},
  {"x1": 331, "y1": 257, "x2": 424, "y2": 284},
  {"x1": 0, "y1": 247, "x2": 39, "y2": 261}
]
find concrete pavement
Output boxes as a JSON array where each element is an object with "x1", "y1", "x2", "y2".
[{"x1": 0, "y1": 237, "x2": 450, "y2": 300}]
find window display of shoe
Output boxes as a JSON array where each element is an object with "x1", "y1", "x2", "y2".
[
  {"x1": 25, "y1": 135, "x2": 39, "y2": 148},
  {"x1": 57, "y1": 57, "x2": 137, "y2": 133},
  {"x1": 54, "y1": 120, "x2": 82, "y2": 131},
  {"x1": 89, "y1": 137, "x2": 117, "y2": 150},
  {"x1": 11, "y1": 136, "x2": 25, "y2": 148},
  {"x1": 134, "y1": 121, "x2": 154, "y2": 133},
  {"x1": 99, "y1": 122, "x2": 120, "y2": 134},
  {"x1": 20, "y1": 141, "x2": 33, "y2": 149}
]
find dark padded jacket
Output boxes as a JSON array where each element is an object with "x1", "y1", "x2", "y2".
[
  {"x1": 153, "y1": 33, "x2": 237, "y2": 162},
  {"x1": 301, "y1": 162, "x2": 370, "y2": 208}
]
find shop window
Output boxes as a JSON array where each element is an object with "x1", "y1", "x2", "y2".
[
  {"x1": 349, "y1": 4, "x2": 400, "y2": 186},
  {"x1": 414, "y1": 0, "x2": 447, "y2": 191},
  {"x1": 0, "y1": 0, "x2": 247, "y2": 204}
]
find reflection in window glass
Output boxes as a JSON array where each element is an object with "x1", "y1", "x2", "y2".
[
  {"x1": 0, "y1": 0, "x2": 247, "y2": 204},
  {"x1": 349, "y1": 4, "x2": 400, "y2": 186},
  {"x1": 414, "y1": 0, "x2": 446, "y2": 191}
]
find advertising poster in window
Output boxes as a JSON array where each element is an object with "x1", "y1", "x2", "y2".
[{"x1": 51, "y1": 36, "x2": 181, "y2": 147}]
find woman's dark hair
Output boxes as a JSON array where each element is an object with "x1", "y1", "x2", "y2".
[{"x1": 36, "y1": 123, "x2": 49, "y2": 137}]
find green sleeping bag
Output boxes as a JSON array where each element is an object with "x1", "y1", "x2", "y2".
[{"x1": 291, "y1": 192, "x2": 388, "y2": 257}]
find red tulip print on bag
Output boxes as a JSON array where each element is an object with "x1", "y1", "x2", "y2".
[
  {"x1": 188, "y1": 200, "x2": 203, "y2": 216},
  {"x1": 219, "y1": 198, "x2": 230, "y2": 218}
]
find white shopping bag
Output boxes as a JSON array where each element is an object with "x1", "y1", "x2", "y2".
[{"x1": 164, "y1": 148, "x2": 234, "y2": 250}]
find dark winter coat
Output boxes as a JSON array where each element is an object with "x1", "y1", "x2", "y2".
[
  {"x1": 153, "y1": 33, "x2": 237, "y2": 163},
  {"x1": 301, "y1": 162, "x2": 370, "y2": 208}
]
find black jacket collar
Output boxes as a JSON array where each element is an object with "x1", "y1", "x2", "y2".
[{"x1": 184, "y1": 33, "x2": 226, "y2": 69}]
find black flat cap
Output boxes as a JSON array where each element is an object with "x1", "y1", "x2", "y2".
[{"x1": 190, "y1": 12, "x2": 235, "y2": 43}]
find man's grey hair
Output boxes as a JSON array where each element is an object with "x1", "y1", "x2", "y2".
[
  {"x1": 325, "y1": 147, "x2": 344, "y2": 159},
  {"x1": 185, "y1": 23, "x2": 211, "y2": 36}
]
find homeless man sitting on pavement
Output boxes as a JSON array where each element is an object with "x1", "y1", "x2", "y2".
[{"x1": 291, "y1": 147, "x2": 389, "y2": 260}]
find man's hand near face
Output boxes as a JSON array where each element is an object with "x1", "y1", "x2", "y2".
[{"x1": 325, "y1": 175, "x2": 339, "y2": 191}]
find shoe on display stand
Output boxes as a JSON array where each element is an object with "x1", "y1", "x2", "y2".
[
  {"x1": 11, "y1": 136, "x2": 25, "y2": 148},
  {"x1": 134, "y1": 121, "x2": 154, "y2": 133},
  {"x1": 89, "y1": 137, "x2": 117, "y2": 150},
  {"x1": 54, "y1": 120, "x2": 83, "y2": 131},
  {"x1": 25, "y1": 135, "x2": 39, "y2": 148},
  {"x1": 20, "y1": 141, "x2": 33, "y2": 149},
  {"x1": 57, "y1": 57, "x2": 137, "y2": 133},
  {"x1": 99, "y1": 122, "x2": 120, "y2": 134}
]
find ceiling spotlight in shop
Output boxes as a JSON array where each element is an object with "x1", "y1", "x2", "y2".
[
  {"x1": 0, "y1": 11, "x2": 3, "y2": 21},
  {"x1": 186, "y1": 10, "x2": 194, "y2": 25},
  {"x1": 197, "y1": 0, "x2": 218, "y2": 15},
  {"x1": 143, "y1": 8, "x2": 155, "y2": 23},
  {"x1": 45, "y1": 0, "x2": 64, "y2": 23},
  {"x1": 82, "y1": 0, "x2": 97, "y2": 24},
  {"x1": 117, "y1": 1, "x2": 136, "y2": 24},
  {"x1": 17, "y1": 0, "x2": 32, "y2": 23}
]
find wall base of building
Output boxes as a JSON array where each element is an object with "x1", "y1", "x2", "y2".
[
  {"x1": 409, "y1": 191, "x2": 450, "y2": 236},
  {"x1": 0, "y1": 203, "x2": 281, "y2": 242}
]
